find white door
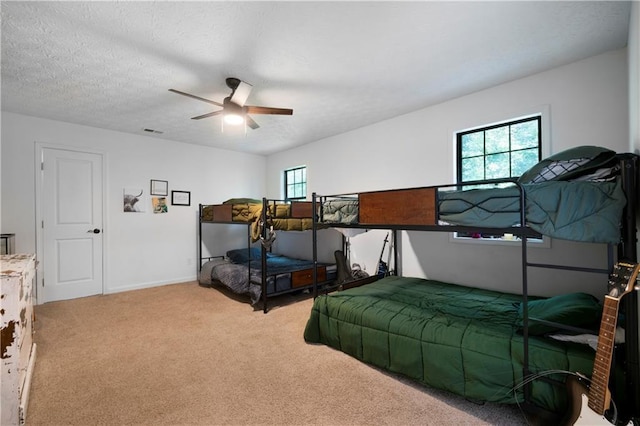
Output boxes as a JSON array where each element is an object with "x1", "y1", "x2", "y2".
[{"x1": 40, "y1": 148, "x2": 103, "y2": 302}]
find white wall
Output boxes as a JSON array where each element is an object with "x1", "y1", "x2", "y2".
[
  {"x1": 267, "y1": 49, "x2": 629, "y2": 298},
  {"x1": 1, "y1": 112, "x2": 266, "y2": 296}
]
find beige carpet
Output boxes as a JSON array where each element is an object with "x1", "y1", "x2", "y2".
[{"x1": 27, "y1": 282, "x2": 533, "y2": 425}]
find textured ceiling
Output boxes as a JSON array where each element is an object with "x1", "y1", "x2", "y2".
[{"x1": 0, "y1": 1, "x2": 631, "y2": 156}]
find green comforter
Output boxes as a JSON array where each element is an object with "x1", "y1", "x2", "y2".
[
  {"x1": 304, "y1": 276, "x2": 595, "y2": 414},
  {"x1": 438, "y1": 179, "x2": 626, "y2": 243}
]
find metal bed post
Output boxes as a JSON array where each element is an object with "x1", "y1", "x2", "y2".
[
  {"x1": 261, "y1": 197, "x2": 269, "y2": 313},
  {"x1": 198, "y1": 204, "x2": 203, "y2": 277},
  {"x1": 246, "y1": 222, "x2": 252, "y2": 305},
  {"x1": 516, "y1": 183, "x2": 532, "y2": 405},
  {"x1": 619, "y1": 154, "x2": 640, "y2": 420},
  {"x1": 619, "y1": 154, "x2": 638, "y2": 262},
  {"x1": 312, "y1": 193, "x2": 318, "y2": 299},
  {"x1": 392, "y1": 229, "x2": 399, "y2": 276}
]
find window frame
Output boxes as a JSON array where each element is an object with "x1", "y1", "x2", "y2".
[
  {"x1": 456, "y1": 116, "x2": 542, "y2": 184},
  {"x1": 284, "y1": 165, "x2": 307, "y2": 201},
  {"x1": 451, "y1": 111, "x2": 550, "y2": 247}
]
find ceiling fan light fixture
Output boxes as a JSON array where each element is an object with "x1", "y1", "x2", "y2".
[
  {"x1": 223, "y1": 113, "x2": 245, "y2": 126},
  {"x1": 170, "y1": 77, "x2": 292, "y2": 132}
]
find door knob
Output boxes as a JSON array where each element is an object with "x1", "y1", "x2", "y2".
[{"x1": 87, "y1": 228, "x2": 101, "y2": 234}]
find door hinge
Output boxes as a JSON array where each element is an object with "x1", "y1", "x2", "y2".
[
  {"x1": 41, "y1": 162, "x2": 44, "y2": 171},
  {"x1": 42, "y1": 278, "x2": 45, "y2": 287},
  {"x1": 41, "y1": 220, "x2": 44, "y2": 228}
]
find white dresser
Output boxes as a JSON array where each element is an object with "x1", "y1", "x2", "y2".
[{"x1": 1, "y1": 254, "x2": 37, "y2": 426}]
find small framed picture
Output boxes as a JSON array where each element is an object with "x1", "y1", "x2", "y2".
[
  {"x1": 150, "y1": 179, "x2": 168, "y2": 196},
  {"x1": 171, "y1": 190, "x2": 191, "y2": 206}
]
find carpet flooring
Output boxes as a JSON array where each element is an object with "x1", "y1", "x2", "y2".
[{"x1": 26, "y1": 282, "x2": 533, "y2": 425}]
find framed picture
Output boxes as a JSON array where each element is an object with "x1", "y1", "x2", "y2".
[
  {"x1": 123, "y1": 187, "x2": 146, "y2": 212},
  {"x1": 150, "y1": 179, "x2": 168, "y2": 196},
  {"x1": 152, "y1": 197, "x2": 169, "y2": 214},
  {"x1": 171, "y1": 190, "x2": 191, "y2": 206}
]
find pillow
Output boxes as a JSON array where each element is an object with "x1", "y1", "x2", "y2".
[
  {"x1": 516, "y1": 292, "x2": 602, "y2": 335},
  {"x1": 518, "y1": 146, "x2": 617, "y2": 184},
  {"x1": 226, "y1": 248, "x2": 261, "y2": 263}
]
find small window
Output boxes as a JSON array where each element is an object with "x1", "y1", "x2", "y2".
[
  {"x1": 455, "y1": 116, "x2": 544, "y2": 243},
  {"x1": 284, "y1": 166, "x2": 307, "y2": 201}
]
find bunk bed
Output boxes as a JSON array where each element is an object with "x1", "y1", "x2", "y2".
[
  {"x1": 198, "y1": 198, "x2": 336, "y2": 313},
  {"x1": 304, "y1": 147, "x2": 640, "y2": 422},
  {"x1": 200, "y1": 198, "x2": 315, "y2": 242}
]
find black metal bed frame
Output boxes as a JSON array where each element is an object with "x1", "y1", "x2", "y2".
[
  {"x1": 198, "y1": 198, "x2": 336, "y2": 313},
  {"x1": 310, "y1": 153, "x2": 639, "y2": 423}
]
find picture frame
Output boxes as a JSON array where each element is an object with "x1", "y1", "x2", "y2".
[
  {"x1": 171, "y1": 190, "x2": 191, "y2": 206},
  {"x1": 150, "y1": 179, "x2": 168, "y2": 196},
  {"x1": 123, "y1": 187, "x2": 146, "y2": 213}
]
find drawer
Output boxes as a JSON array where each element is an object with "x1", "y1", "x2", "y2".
[{"x1": 291, "y1": 266, "x2": 326, "y2": 288}]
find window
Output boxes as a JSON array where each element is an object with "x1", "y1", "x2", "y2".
[
  {"x1": 458, "y1": 116, "x2": 541, "y2": 184},
  {"x1": 454, "y1": 115, "x2": 544, "y2": 243},
  {"x1": 284, "y1": 166, "x2": 307, "y2": 200}
]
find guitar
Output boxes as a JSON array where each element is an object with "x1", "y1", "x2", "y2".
[
  {"x1": 564, "y1": 261, "x2": 639, "y2": 425},
  {"x1": 377, "y1": 232, "x2": 390, "y2": 278}
]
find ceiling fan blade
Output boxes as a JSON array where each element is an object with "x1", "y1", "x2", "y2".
[
  {"x1": 191, "y1": 110, "x2": 223, "y2": 120},
  {"x1": 246, "y1": 115, "x2": 260, "y2": 129},
  {"x1": 230, "y1": 81, "x2": 253, "y2": 106},
  {"x1": 169, "y1": 89, "x2": 223, "y2": 107},
  {"x1": 245, "y1": 105, "x2": 293, "y2": 115}
]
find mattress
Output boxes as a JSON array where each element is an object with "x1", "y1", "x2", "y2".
[
  {"x1": 316, "y1": 179, "x2": 626, "y2": 243},
  {"x1": 304, "y1": 276, "x2": 597, "y2": 414},
  {"x1": 201, "y1": 200, "x2": 316, "y2": 241},
  {"x1": 200, "y1": 254, "x2": 336, "y2": 305},
  {"x1": 321, "y1": 198, "x2": 359, "y2": 224},
  {"x1": 438, "y1": 179, "x2": 626, "y2": 243}
]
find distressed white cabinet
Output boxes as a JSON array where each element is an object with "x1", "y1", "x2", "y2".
[{"x1": 1, "y1": 254, "x2": 37, "y2": 426}]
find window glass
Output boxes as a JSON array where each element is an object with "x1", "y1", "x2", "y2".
[
  {"x1": 511, "y1": 148, "x2": 539, "y2": 177},
  {"x1": 511, "y1": 121, "x2": 539, "y2": 150},
  {"x1": 486, "y1": 152, "x2": 510, "y2": 179},
  {"x1": 285, "y1": 166, "x2": 307, "y2": 200},
  {"x1": 461, "y1": 133, "x2": 484, "y2": 157},
  {"x1": 461, "y1": 156, "x2": 484, "y2": 182},
  {"x1": 485, "y1": 127, "x2": 509, "y2": 154}
]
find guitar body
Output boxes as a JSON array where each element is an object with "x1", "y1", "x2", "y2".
[
  {"x1": 563, "y1": 261, "x2": 639, "y2": 426},
  {"x1": 565, "y1": 375, "x2": 611, "y2": 425}
]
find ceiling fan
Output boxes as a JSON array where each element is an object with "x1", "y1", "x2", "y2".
[{"x1": 169, "y1": 77, "x2": 293, "y2": 130}]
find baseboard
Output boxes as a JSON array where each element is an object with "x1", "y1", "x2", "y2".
[{"x1": 104, "y1": 276, "x2": 197, "y2": 294}]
